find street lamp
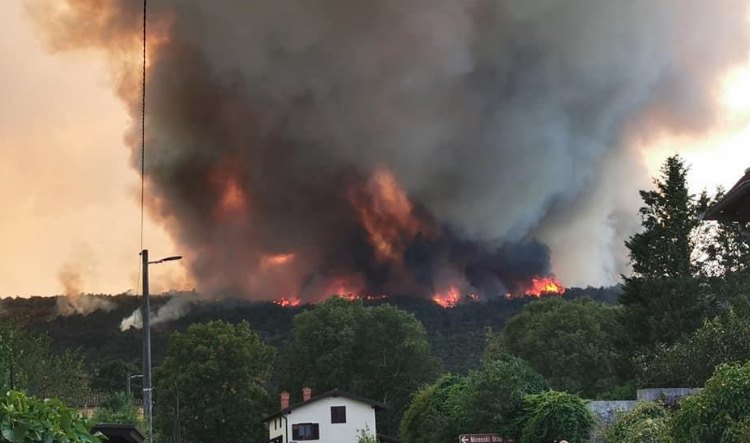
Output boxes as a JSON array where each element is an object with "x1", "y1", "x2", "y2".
[
  {"x1": 126, "y1": 373, "x2": 143, "y2": 398},
  {"x1": 141, "y1": 249, "x2": 182, "y2": 443}
]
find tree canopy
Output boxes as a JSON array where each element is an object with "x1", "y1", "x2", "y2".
[
  {"x1": 154, "y1": 320, "x2": 275, "y2": 443},
  {"x1": 670, "y1": 361, "x2": 750, "y2": 442},
  {"x1": 282, "y1": 297, "x2": 438, "y2": 432},
  {"x1": 500, "y1": 298, "x2": 625, "y2": 397},
  {"x1": 625, "y1": 155, "x2": 698, "y2": 280},
  {"x1": 603, "y1": 402, "x2": 671, "y2": 443},
  {"x1": 400, "y1": 354, "x2": 548, "y2": 442},
  {"x1": 634, "y1": 308, "x2": 750, "y2": 387},
  {"x1": 520, "y1": 390, "x2": 595, "y2": 443},
  {"x1": 0, "y1": 323, "x2": 89, "y2": 406},
  {"x1": 620, "y1": 156, "x2": 715, "y2": 348}
]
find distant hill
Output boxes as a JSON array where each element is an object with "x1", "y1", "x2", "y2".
[{"x1": 0, "y1": 286, "x2": 621, "y2": 374}]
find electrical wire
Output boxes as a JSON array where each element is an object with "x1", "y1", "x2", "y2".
[
  {"x1": 136, "y1": 0, "x2": 147, "y2": 295},
  {"x1": 140, "y1": 0, "x2": 147, "y2": 253}
]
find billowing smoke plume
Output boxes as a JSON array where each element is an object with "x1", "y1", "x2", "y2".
[{"x1": 28, "y1": 0, "x2": 750, "y2": 300}]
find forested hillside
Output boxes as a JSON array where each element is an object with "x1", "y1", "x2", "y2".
[{"x1": 0, "y1": 286, "x2": 619, "y2": 375}]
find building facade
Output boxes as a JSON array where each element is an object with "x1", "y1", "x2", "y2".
[{"x1": 265, "y1": 389, "x2": 385, "y2": 443}]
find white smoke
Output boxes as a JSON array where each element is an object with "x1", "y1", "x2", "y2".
[
  {"x1": 56, "y1": 261, "x2": 115, "y2": 316},
  {"x1": 120, "y1": 296, "x2": 194, "y2": 331},
  {"x1": 56, "y1": 294, "x2": 116, "y2": 317}
]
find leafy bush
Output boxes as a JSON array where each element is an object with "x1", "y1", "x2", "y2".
[
  {"x1": 603, "y1": 402, "x2": 671, "y2": 443},
  {"x1": 92, "y1": 392, "x2": 142, "y2": 428},
  {"x1": 400, "y1": 355, "x2": 547, "y2": 443},
  {"x1": 466, "y1": 354, "x2": 549, "y2": 438},
  {"x1": 357, "y1": 426, "x2": 378, "y2": 443},
  {"x1": 671, "y1": 362, "x2": 750, "y2": 443},
  {"x1": 520, "y1": 390, "x2": 595, "y2": 443},
  {"x1": 635, "y1": 309, "x2": 750, "y2": 388},
  {"x1": 0, "y1": 391, "x2": 102, "y2": 443},
  {"x1": 399, "y1": 374, "x2": 467, "y2": 443}
]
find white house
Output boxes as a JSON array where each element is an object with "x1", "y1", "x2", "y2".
[{"x1": 264, "y1": 388, "x2": 387, "y2": 443}]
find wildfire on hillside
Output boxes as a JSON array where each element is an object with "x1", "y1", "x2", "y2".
[
  {"x1": 432, "y1": 287, "x2": 461, "y2": 308},
  {"x1": 273, "y1": 297, "x2": 301, "y2": 308},
  {"x1": 523, "y1": 276, "x2": 566, "y2": 297}
]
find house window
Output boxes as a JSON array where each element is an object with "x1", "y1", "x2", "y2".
[
  {"x1": 292, "y1": 423, "x2": 320, "y2": 440},
  {"x1": 331, "y1": 406, "x2": 347, "y2": 424}
]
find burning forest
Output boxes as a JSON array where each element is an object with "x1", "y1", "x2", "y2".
[{"x1": 26, "y1": 0, "x2": 750, "y2": 307}]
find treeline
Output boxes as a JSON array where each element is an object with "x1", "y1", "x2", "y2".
[{"x1": 0, "y1": 286, "x2": 619, "y2": 377}]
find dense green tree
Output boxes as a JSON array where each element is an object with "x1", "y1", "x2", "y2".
[
  {"x1": 399, "y1": 374, "x2": 468, "y2": 443},
  {"x1": 499, "y1": 298, "x2": 625, "y2": 397},
  {"x1": 154, "y1": 321, "x2": 275, "y2": 443},
  {"x1": 0, "y1": 391, "x2": 102, "y2": 443},
  {"x1": 635, "y1": 308, "x2": 750, "y2": 388},
  {"x1": 701, "y1": 188, "x2": 750, "y2": 277},
  {"x1": 0, "y1": 323, "x2": 90, "y2": 406},
  {"x1": 620, "y1": 277, "x2": 713, "y2": 348},
  {"x1": 519, "y1": 390, "x2": 595, "y2": 443},
  {"x1": 400, "y1": 355, "x2": 547, "y2": 443},
  {"x1": 670, "y1": 362, "x2": 750, "y2": 443},
  {"x1": 463, "y1": 355, "x2": 549, "y2": 438},
  {"x1": 621, "y1": 156, "x2": 713, "y2": 347},
  {"x1": 603, "y1": 402, "x2": 671, "y2": 443},
  {"x1": 625, "y1": 155, "x2": 698, "y2": 280},
  {"x1": 282, "y1": 297, "x2": 438, "y2": 433}
]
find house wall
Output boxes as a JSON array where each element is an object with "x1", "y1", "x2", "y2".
[
  {"x1": 269, "y1": 397, "x2": 377, "y2": 443},
  {"x1": 268, "y1": 415, "x2": 286, "y2": 443}
]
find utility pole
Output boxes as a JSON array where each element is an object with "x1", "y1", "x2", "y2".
[
  {"x1": 140, "y1": 249, "x2": 181, "y2": 443},
  {"x1": 141, "y1": 249, "x2": 153, "y2": 443}
]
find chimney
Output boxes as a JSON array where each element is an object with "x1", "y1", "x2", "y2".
[
  {"x1": 302, "y1": 387, "x2": 312, "y2": 402},
  {"x1": 280, "y1": 391, "x2": 290, "y2": 410}
]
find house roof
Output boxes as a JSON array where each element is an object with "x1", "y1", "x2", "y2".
[
  {"x1": 704, "y1": 167, "x2": 750, "y2": 222},
  {"x1": 264, "y1": 388, "x2": 387, "y2": 421}
]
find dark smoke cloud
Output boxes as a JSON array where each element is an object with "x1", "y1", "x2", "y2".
[{"x1": 27, "y1": 0, "x2": 750, "y2": 298}]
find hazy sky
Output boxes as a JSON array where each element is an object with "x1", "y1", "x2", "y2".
[
  {"x1": 0, "y1": 0, "x2": 186, "y2": 297},
  {"x1": 1, "y1": 0, "x2": 749, "y2": 297}
]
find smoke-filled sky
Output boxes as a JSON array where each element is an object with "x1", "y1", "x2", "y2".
[{"x1": 2, "y1": 0, "x2": 750, "y2": 299}]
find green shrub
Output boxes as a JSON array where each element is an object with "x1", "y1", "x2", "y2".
[
  {"x1": 0, "y1": 391, "x2": 103, "y2": 443},
  {"x1": 671, "y1": 362, "x2": 750, "y2": 442},
  {"x1": 604, "y1": 402, "x2": 671, "y2": 443},
  {"x1": 93, "y1": 392, "x2": 143, "y2": 428},
  {"x1": 400, "y1": 355, "x2": 547, "y2": 443},
  {"x1": 520, "y1": 390, "x2": 595, "y2": 443}
]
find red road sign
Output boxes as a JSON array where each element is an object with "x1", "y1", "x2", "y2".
[{"x1": 458, "y1": 434, "x2": 515, "y2": 443}]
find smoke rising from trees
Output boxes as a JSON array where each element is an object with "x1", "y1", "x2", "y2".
[{"x1": 27, "y1": 0, "x2": 750, "y2": 299}]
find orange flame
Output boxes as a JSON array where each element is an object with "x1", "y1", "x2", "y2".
[
  {"x1": 350, "y1": 169, "x2": 432, "y2": 263},
  {"x1": 524, "y1": 276, "x2": 566, "y2": 297},
  {"x1": 273, "y1": 297, "x2": 301, "y2": 308},
  {"x1": 327, "y1": 277, "x2": 364, "y2": 299},
  {"x1": 432, "y1": 287, "x2": 461, "y2": 308}
]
